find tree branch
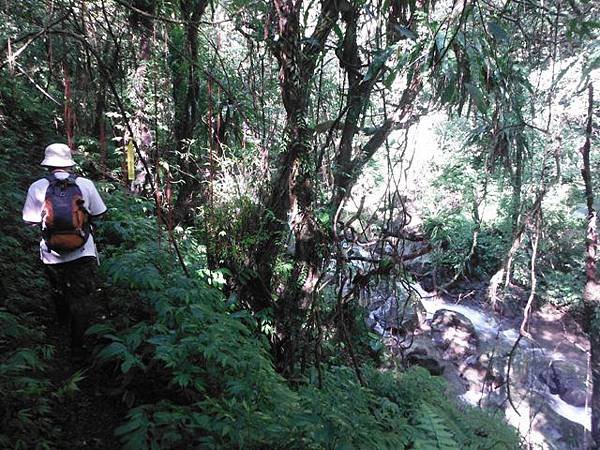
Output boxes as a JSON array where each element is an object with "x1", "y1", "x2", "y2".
[{"x1": 0, "y1": 14, "x2": 69, "y2": 71}]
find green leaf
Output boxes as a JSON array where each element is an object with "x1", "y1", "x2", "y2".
[
  {"x1": 464, "y1": 82, "x2": 487, "y2": 113},
  {"x1": 384, "y1": 70, "x2": 398, "y2": 89},
  {"x1": 364, "y1": 44, "x2": 398, "y2": 82},
  {"x1": 121, "y1": 354, "x2": 142, "y2": 373},
  {"x1": 114, "y1": 417, "x2": 143, "y2": 436},
  {"x1": 97, "y1": 342, "x2": 128, "y2": 362},
  {"x1": 333, "y1": 23, "x2": 344, "y2": 42},
  {"x1": 85, "y1": 323, "x2": 117, "y2": 336}
]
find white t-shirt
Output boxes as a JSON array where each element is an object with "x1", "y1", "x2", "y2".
[{"x1": 22, "y1": 172, "x2": 107, "y2": 264}]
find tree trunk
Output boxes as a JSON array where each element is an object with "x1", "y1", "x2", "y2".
[
  {"x1": 240, "y1": 0, "x2": 340, "y2": 373},
  {"x1": 128, "y1": 3, "x2": 156, "y2": 192},
  {"x1": 580, "y1": 83, "x2": 600, "y2": 447},
  {"x1": 249, "y1": 0, "x2": 337, "y2": 289},
  {"x1": 172, "y1": 0, "x2": 209, "y2": 222},
  {"x1": 511, "y1": 134, "x2": 524, "y2": 233},
  {"x1": 259, "y1": 1, "x2": 422, "y2": 374},
  {"x1": 330, "y1": 2, "x2": 421, "y2": 213}
]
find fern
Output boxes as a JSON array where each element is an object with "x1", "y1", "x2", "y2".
[
  {"x1": 54, "y1": 370, "x2": 86, "y2": 401},
  {"x1": 413, "y1": 403, "x2": 461, "y2": 450}
]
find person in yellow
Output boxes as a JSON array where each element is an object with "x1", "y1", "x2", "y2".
[{"x1": 23, "y1": 143, "x2": 107, "y2": 361}]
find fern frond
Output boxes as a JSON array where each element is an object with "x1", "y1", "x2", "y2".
[{"x1": 413, "y1": 403, "x2": 461, "y2": 450}]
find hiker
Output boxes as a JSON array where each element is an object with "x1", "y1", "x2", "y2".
[{"x1": 22, "y1": 143, "x2": 107, "y2": 360}]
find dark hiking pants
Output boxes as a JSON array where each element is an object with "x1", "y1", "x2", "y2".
[{"x1": 44, "y1": 256, "x2": 98, "y2": 353}]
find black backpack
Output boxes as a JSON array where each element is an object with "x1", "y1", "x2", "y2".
[{"x1": 41, "y1": 174, "x2": 91, "y2": 252}]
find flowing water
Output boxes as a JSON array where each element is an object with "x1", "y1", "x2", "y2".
[
  {"x1": 366, "y1": 281, "x2": 592, "y2": 447},
  {"x1": 346, "y1": 239, "x2": 591, "y2": 447},
  {"x1": 412, "y1": 283, "x2": 591, "y2": 432}
]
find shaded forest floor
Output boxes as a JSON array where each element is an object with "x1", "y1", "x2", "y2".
[
  {"x1": 41, "y1": 310, "x2": 125, "y2": 449},
  {"x1": 1, "y1": 252, "x2": 125, "y2": 447}
]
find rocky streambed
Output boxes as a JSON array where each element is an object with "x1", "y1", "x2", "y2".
[{"x1": 365, "y1": 281, "x2": 591, "y2": 449}]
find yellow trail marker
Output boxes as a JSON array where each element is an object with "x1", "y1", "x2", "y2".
[{"x1": 126, "y1": 140, "x2": 135, "y2": 181}]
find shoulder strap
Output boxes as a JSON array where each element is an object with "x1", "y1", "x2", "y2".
[{"x1": 44, "y1": 173, "x2": 78, "y2": 185}]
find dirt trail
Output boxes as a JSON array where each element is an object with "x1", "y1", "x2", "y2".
[{"x1": 42, "y1": 311, "x2": 125, "y2": 450}]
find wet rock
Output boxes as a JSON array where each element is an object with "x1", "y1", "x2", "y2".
[
  {"x1": 460, "y1": 363, "x2": 487, "y2": 385},
  {"x1": 539, "y1": 360, "x2": 588, "y2": 407},
  {"x1": 405, "y1": 348, "x2": 445, "y2": 376},
  {"x1": 457, "y1": 352, "x2": 505, "y2": 394},
  {"x1": 539, "y1": 364, "x2": 562, "y2": 395},
  {"x1": 368, "y1": 297, "x2": 416, "y2": 330},
  {"x1": 365, "y1": 284, "x2": 424, "y2": 334},
  {"x1": 561, "y1": 388, "x2": 587, "y2": 408},
  {"x1": 430, "y1": 309, "x2": 479, "y2": 360},
  {"x1": 505, "y1": 392, "x2": 588, "y2": 450},
  {"x1": 463, "y1": 355, "x2": 478, "y2": 366}
]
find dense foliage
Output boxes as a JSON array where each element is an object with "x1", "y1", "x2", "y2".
[
  {"x1": 1, "y1": 0, "x2": 599, "y2": 447},
  {"x1": 90, "y1": 189, "x2": 520, "y2": 448},
  {"x1": 0, "y1": 70, "x2": 523, "y2": 448}
]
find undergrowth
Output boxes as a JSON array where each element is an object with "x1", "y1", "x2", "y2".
[
  {"x1": 0, "y1": 77, "x2": 60, "y2": 449},
  {"x1": 90, "y1": 188, "x2": 521, "y2": 449}
]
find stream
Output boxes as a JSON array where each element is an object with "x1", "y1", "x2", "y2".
[{"x1": 368, "y1": 281, "x2": 592, "y2": 448}]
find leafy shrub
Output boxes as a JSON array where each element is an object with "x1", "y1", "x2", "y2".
[
  {"x1": 536, "y1": 201, "x2": 586, "y2": 309},
  {"x1": 424, "y1": 214, "x2": 506, "y2": 280},
  {"x1": 0, "y1": 310, "x2": 56, "y2": 450}
]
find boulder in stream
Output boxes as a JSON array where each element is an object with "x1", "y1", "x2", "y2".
[
  {"x1": 365, "y1": 284, "x2": 424, "y2": 335},
  {"x1": 539, "y1": 360, "x2": 589, "y2": 408},
  {"x1": 430, "y1": 309, "x2": 479, "y2": 360},
  {"x1": 405, "y1": 347, "x2": 445, "y2": 376}
]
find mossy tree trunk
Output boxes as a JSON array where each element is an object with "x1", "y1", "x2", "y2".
[{"x1": 251, "y1": 0, "x2": 424, "y2": 375}]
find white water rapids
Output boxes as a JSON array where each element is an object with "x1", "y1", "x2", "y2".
[{"x1": 410, "y1": 283, "x2": 592, "y2": 432}]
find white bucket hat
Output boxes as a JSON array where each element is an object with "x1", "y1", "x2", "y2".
[{"x1": 40, "y1": 143, "x2": 76, "y2": 167}]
